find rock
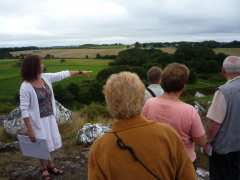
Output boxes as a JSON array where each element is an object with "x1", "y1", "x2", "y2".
[
  {"x1": 3, "y1": 101, "x2": 72, "y2": 136},
  {"x1": 195, "y1": 91, "x2": 206, "y2": 98},
  {"x1": 0, "y1": 141, "x2": 19, "y2": 152},
  {"x1": 0, "y1": 115, "x2": 7, "y2": 126},
  {"x1": 55, "y1": 101, "x2": 72, "y2": 124},
  {"x1": 196, "y1": 168, "x2": 209, "y2": 180},
  {"x1": 76, "y1": 123, "x2": 111, "y2": 146}
]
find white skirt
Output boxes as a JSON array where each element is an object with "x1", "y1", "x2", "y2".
[{"x1": 33, "y1": 115, "x2": 62, "y2": 152}]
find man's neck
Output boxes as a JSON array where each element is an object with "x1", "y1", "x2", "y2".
[{"x1": 162, "y1": 91, "x2": 182, "y2": 100}]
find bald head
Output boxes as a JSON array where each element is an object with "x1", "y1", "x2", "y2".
[{"x1": 223, "y1": 56, "x2": 240, "y2": 73}]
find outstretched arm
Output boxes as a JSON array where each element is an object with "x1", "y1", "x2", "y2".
[
  {"x1": 70, "y1": 70, "x2": 92, "y2": 77},
  {"x1": 44, "y1": 70, "x2": 92, "y2": 83}
]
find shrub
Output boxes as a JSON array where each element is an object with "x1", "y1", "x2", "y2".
[
  {"x1": 0, "y1": 103, "x2": 15, "y2": 114},
  {"x1": 188, "y1": 69, "x2": 198, "y2": 84},
  {"x1": 79, "y1": 103, "x2": 109, "y2": 120},
  {"x1": 60, "y1": 59, "x2": 66, "y2": 63}
]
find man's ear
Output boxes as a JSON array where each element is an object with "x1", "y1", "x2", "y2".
[{"x1": 221, "y1": 68, "x2": 227, "y2": 77}]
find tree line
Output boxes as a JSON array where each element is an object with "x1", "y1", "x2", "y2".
[{"x1": 52, "y1": 45, "x2": 227, "y2": 108}]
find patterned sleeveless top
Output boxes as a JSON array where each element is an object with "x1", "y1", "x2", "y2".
[{"x1": 33, "y1": 81, "x2": 53, "y2": 118}]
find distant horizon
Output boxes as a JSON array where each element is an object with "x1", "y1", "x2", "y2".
[{"x1": 1, "y1": 39, "x2": 240, "y2": 48}]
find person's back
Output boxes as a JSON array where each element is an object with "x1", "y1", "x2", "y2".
[
  {"x1": 145, "y1": 84, "x2": 164, "y2": 100},
  {"x1": 206, "y1": 56, "x2": 240, "y2": 180},
  {"x1": 145, "y1": 66, "x2": 164, "y2": 101},
  {"x1": 143, "y1": 63, "x2": 206, "y2": 162},
  {"x1": 213, "y1": 78, "x2": 240, "y2": 153},
  {"x1": 143, "y1": 97, "x2": 204, "y2": 161},
  {"x1": 88, "y1": 116, "x2": 196, "y2": 180}
]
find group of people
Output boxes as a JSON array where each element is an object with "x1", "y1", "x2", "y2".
[{"x1": 19, "y1": 54, "x2": 240, "y2": 180}]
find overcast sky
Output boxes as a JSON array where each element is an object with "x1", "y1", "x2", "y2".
[{"x1": 0, "y1": 0, "x2": 239, "y2": 47}]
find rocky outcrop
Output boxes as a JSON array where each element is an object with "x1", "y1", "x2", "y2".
[
  {"x1": 0, "y1": 141, "x2": 19, "y2": 152},
  {"x1": 196, "y1": 168, "x2": 209, "y2": 180},
  {"x1": 3, "y1": 101, "x2": 72, "y2": 136},
  {"x1": 8, "y1": 148, "x2": 89, "y2": 180},
  {"x1": 0, "y1": 115, "x2": 7, "y2": 126},
  {"x1": 76, "y1": 123, "x2": 111, "y2": 146}
]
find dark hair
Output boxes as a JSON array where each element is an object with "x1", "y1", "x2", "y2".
[
  {"x1": 161, "y1": 63, "x2": 189, "y2": 93},
  {"x1": 21, "y1": 55, "x2": 42, "y2": 81},
  {"x1": 147, "y1": 66, "x2": 162, "y2": 84}
]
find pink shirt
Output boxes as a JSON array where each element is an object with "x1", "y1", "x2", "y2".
[{"x1": 143, "y1": 97, "x2": 205, "y2": 161}]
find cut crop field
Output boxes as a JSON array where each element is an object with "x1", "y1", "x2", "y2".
[
  {"x1": 11, "y1": 48, "x2": 125, "y2": 59},
  {"x1": 0, "y1": 59, "x2": 111, "y2": 104},
  {"x1": 11, "y1": 47, "x2": 240, "y2": 59}
]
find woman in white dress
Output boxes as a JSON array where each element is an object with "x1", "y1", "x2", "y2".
[{"x1": 20, "y1": 55, "x2": 90, "y2": 180}]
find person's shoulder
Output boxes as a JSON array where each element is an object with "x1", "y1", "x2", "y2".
[
  {"x1": 150, "y1": 121, "x2": 180, "y2": 139},
  {"x1": 178, "y1": 101, "x2": 196, "y2": 111},
  {"x1": 145, "y1": 97, "x2": 159, "y2": 104},
  {"x1": 20, "y1": 81, "x2": 31, "y2": 90},
  {"x1": 41, "y1": 73, "x2": 51, "y2": 78},
  {"x1": 90, "y1": 132, "x2": 114, "y2": 152}
]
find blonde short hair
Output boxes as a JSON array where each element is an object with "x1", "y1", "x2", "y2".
[{"x1": 103, "y1": 72, "x2": 145, "y2": 119}]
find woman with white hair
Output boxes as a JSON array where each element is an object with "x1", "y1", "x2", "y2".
[{"x1": 88, "y1": 72, "x2": 196, "y2": 180}]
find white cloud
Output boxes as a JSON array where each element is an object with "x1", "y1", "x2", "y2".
[{"x1": 0, "y1": 0, "x2": 239, "y2": 47}]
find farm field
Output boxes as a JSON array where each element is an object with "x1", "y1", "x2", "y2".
[
  {"x1": 11, "y1": 48, "x2": 125, "y2": 59},
  {"x1": 0, "y1": 59, "x2": 111, "y2": 104},
  {"x1": 11, "y1": 47, "x2": 240, "y2": 59}
]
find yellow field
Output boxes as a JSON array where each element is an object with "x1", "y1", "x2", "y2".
[
  {"x1": 11, "y1": 47, "x2": 240, "y2": 58},
  {"x1": 11, "y1": 48, "x2": 125, "y2": 59},
  {"x1": 159, "y1": 47, "x2": 240, "y2": 56},
  {"x1": 214, "y1": 48, "x2": 240, "y2": 56}
]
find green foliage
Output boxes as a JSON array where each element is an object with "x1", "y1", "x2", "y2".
[
  {"x1": 13, "y1": 59, "x2": 23, "y2": 67},
  {"x1": 67, "y1": 83, "x2": 80, "y2": 97},
  {"x1": 60, "y1": 59, "x2": 66, "y2": 63},
  {"x1": 188, "y1": 70, "x2": 198, "y2": 84},
  {"x1": 0, "y1": 103, "x2": 15, "y2": 114},
  {"x1": 174, "y1": 46, "x2": 224, "y2": 73},
  {"x1": 53, "y1": 84, "x2": 74, "y2": 107},
  {"x1": 111, "y1": 48, "x2": 166, "y2": 66},
  {"x1": 134, "y1": 42, "x2": 142, "y2": 48},
  {"x1": 79, "y1": 102, "x2": 109, "y2": 120},
  {"x1": 97, "y1": 65, "x2": 146, "y2": 83}
]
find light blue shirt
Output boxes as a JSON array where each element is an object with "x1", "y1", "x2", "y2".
[{"x1": 144, "y1": 84, "x2": 164, "y2": 102}]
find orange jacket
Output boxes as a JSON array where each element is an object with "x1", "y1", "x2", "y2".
[{"x1": 88, "y1": 115, "x2": 196, "y2": 180}]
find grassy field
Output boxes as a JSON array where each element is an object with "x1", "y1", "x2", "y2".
[{"x1": 0, "y1": 59, "x2": 111, "y2": 104}]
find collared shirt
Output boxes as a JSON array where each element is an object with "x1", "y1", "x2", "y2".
[
  {"x1": 144, "y1": 84, "x2": 164, "y2": 101},
  {"x1": 88, "y1": 115, "x2": 196, "y2": 180},
  {"x1": 207, "y1": 75, "x2": 240, "y2": 124}
]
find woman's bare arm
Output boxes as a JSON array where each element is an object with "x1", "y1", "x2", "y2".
[
  {"x1": 193, "y1": 134, "x2": 207, "y2": 146},
  {"x1": 23, "y1": 118, "x2": 36, "y2": 142}
]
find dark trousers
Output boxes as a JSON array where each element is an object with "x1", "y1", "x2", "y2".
[{"x1": 209, "y1": 151, "x2": 240, "y2": 180}]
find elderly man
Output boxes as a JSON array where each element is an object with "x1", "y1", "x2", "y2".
[
  {"x1": 145, "y1": 66, "x2": 164, "y2": 101},
  {"x1": 206, "y1": 56, "x2": 240, "y2": 180}
]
